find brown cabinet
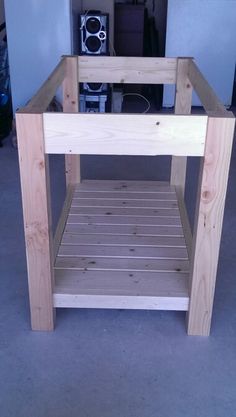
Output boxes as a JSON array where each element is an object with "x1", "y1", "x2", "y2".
[{"x1": 114, "y1": 4, "x2": 145, "y2": 57}]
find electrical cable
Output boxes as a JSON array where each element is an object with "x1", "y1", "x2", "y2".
[
  {"x1": 79, "y1": 9, "x2": 92, "y2": 30},
  {"x1": 122, "y1": 93, "x2": 151, "y2": 113},
  {"x1": 109, "y1": 39, "x2": 116, "y2": 56}
]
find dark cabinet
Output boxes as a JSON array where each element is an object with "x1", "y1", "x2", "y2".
[{"x1": 114, "y1": 4, "x2": 145, "y2": 57}]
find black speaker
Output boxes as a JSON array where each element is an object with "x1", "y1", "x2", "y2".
[
  {"x1": 79, "y1": 11, "x2": 109, "y2": 55},
  {"x1": 81, "y1": 82, "x2": 108, "y2": 94}
]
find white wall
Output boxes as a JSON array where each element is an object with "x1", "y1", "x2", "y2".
[
  {"x1": 4, "y1": 0, "x2": 72, "y2": 112},
  {"x1": 164, "y1": 0, "x2": 236, "y2": 107}
]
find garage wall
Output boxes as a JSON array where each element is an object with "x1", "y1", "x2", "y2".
[
  {"x1": 4, "y1": 0, "x2": 72, "y2": 112},
  {"x1": 164, "y1": 0, "x2": 236, "y2": 107}
]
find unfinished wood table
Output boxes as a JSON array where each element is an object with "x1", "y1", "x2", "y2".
[{"x1": 16, "y1": 56, "x2": 235, "y2": 335}]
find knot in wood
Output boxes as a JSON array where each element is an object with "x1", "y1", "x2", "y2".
[{"x1": 202, "y1": 189, "x2": 211, "y2": 202}]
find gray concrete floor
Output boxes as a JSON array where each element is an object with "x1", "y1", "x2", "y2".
[{"x1": 0, "y1": 119, "x2": 236, "y2": 417}]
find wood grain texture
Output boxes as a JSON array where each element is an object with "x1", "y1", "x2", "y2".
[
  {"x1": 187, "y1": 116, "x2": 235, "y2": 336},
  {"x1": 78, "y1": 56, "x2": 177, "y2": 84},
  {"x1": 43, "y1": 113, "x2": 207, "y2": 156},
  {"x1": 63, "y1": 56, "x2": 80, "y2": 185},
  {"x1": 171, "y1": 58, "x2": 193, "y2": 195},
  {"x1": 188, "y1": 60, "x2": 229, "y2": 116},
  {"x1": 16, "y1": 113, "x2": 54, "y2": 330},
  {"x1": 19, "y1": 58, "x2": 65, "y2": 113},
  {"x1": 176, "y1": 187, "x2": 192, "y2": 259},
  {"x1": 53, "y1": 185, "x2": 75, "y2": 260}
]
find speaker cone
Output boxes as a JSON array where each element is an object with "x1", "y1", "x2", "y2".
[
  {"x1": 85, "y1": 36, "x2": 101, "y2": 53},
  {"x1": 87, "y1": 83, "x2": 103, "y2": 91},
  {"x1": 86, "y1": 17, "x2": 101, "y2": 34}
]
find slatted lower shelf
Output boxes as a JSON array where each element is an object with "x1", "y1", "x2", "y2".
[{"x1": 54, "y1": 180, "x2": 190, "y2": 311}]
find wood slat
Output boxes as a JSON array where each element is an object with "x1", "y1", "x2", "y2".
[
  {"x1": 54, "y1": 293, "x2": 189, "y2": 311},
  {"x1": 62, "y1": 236, "x2": 185, "y2": 249},
  {"x1": 73, "y1": 191, "x2": 177, "y2": 201},
  {"x1": 58, "y1": 244, "x2": 188, "y2": 260},
  {"x1": 67, "y1": 214, "x2": 181, "y2": 226},
  {"x1": 62, "y1": 233, "x2": 186, "y2": 246},
  {"x1": 64, "y1": 223, "x2": 184, "y2": 236},
  {"x1": 71, "y1": 198, "x2": 178, "y2": 209},
  {"x1": 55, "y1": 256, "x2": 189, "y2": 273},
  {"x1": 54, "y1": 269, "x2": 188, "y2": 296},
  {"x1": 78, "y1": 56, "x2": 177, "y2": 84},
  {"x1": 43, "y1": 113, "x2": 207, "y2": 157},
  {"x1": 75, "y1": 180, "x2": 175, "y2": 192},
  {"x1": 69, "y1": 206, "x2": 179, "y2": 217}
]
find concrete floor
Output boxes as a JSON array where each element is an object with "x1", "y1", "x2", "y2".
[{"x1": 0, "y1": 124, "x2": 236, "y2": 417}]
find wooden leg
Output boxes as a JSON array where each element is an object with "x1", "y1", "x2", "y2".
[
  {"x1": 171, "y1": 59, "x2": 192, "y2": 195},
  {"x1": 16, "y1": 113, "x2": 55, "y2": 331},
  {"x1": 65, "y1": 154, "x2": 81, "y2": 186},
  {"x1": 63, "y1": 57, "x2": 80, "y2": 186},
  {"x1": 170, "y1": 156, "x2": 187, "y2": 196},
  {"x1": 187, "y1": 117, "x2": 235, "y2": 336}
]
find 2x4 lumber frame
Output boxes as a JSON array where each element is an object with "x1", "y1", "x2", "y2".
[
  {"x1": 16, "y1": 55, "x2": 235, "y2": 336},
  {"x1": 16, "y1": 113, "x2": 55, "y2": 331},
  {"x1": 43, "y1": 113, "x2": 207, "y2": 157},
  {"x1": 187, "y1": 59, "x2": 229, "y2": 116},
  {"x1": 62, "y1": 56, "x2": 81, "y2": 186},
  {"x1": 171, "y1": 58, "x2": 193, "y2": 195},
  {"x1": 187, "y1": 116, "x2": 235, "y2": 336},
  {"x1": 78, "y1": 56, "x2": 177, "y2": 84}
]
